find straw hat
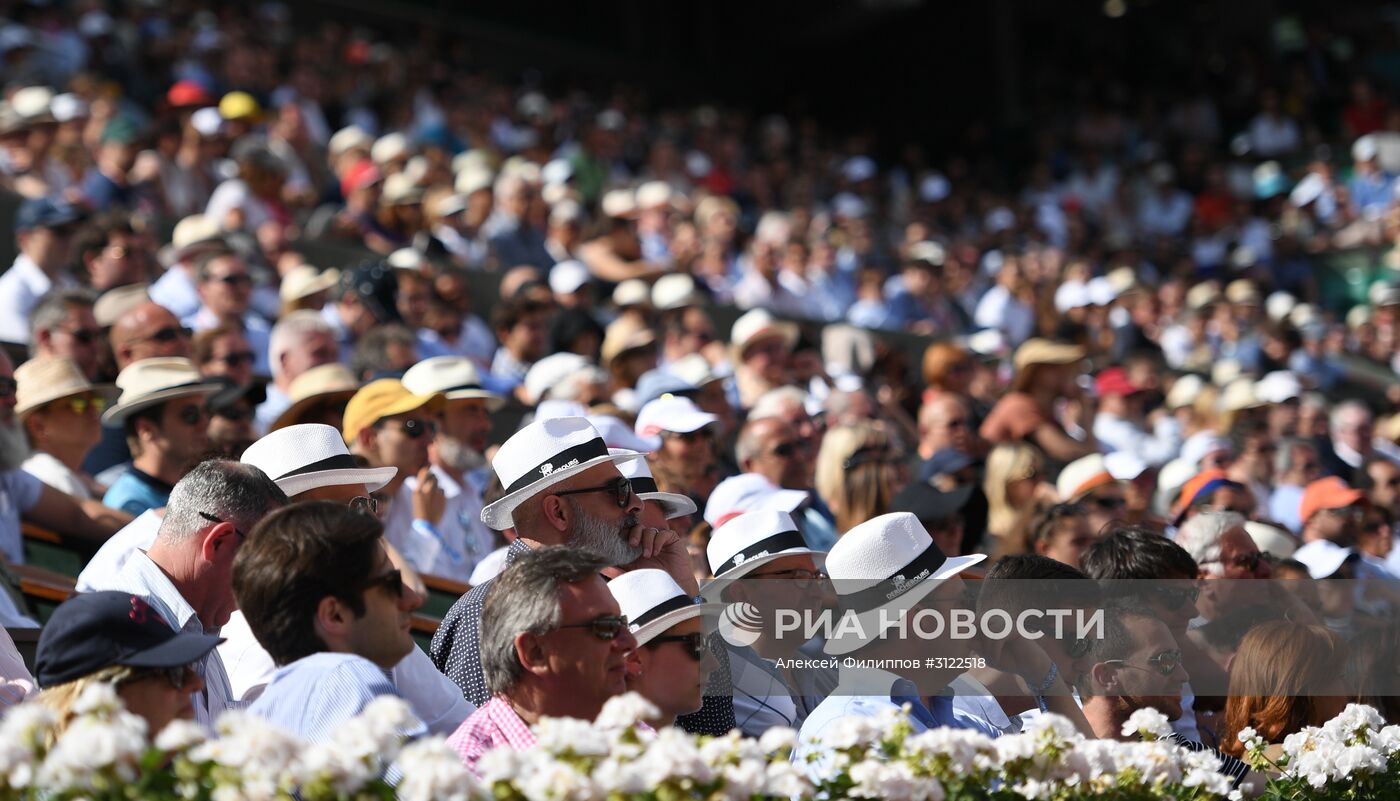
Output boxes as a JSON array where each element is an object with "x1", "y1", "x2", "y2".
[
  {"x1": 102, "y1": 358, "x2": 221, "y2": 425},
  {"x1": 607, "y1": 569, "x2": 723, "y2": 646},
  {"x1": 730, "y1": 309, "x2": 798, "y2": 362},
  {"x1": 1012, "y1": 338, "x2": 1085, "y2": 372},
  {"x1": 14, "y1": 357, "x2": 115, "y2": 421},
  {"x1": 94, "y1": 285, "x2": 151, "y2": 328},
  {"x1": 601, "y1": 316, "x2": 657, "y2": 368},
  {"x1": 706, "y1": 510, "x2": 823, "y2": 582},
  {"x1": 341, "y1": 379, "x2": 444, "y2": 444},
  {"x1": 241, "y1": 423, "x2": 396, "y2": 498},
  {"x1": 401, "y1": 356, "x2": 504, "y2": 411},
  {"x1": 270, "y1": 363, "x2": 361, "y2": 432},
  {"x1": 279, "y1": 265, "x2": 340, "y2": 304},
  {"x1": 613, "y1": 447, "x2": 696, "y2": 519},
  {"x1": 479, "y1": 416, "x2": 642, "y2": 530}
]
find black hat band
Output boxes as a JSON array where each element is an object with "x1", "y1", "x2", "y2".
[
  {"x1": 838, "y1": 545, "x2": 949, "y2": 615},
  {"x1": 718, "y1": 528, "x2": 805, "y2": 576},
  {"x1": 506, "y1": 437, "x2": 610, "y2": 495}
]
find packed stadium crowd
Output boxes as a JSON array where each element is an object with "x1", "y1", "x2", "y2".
[{"x1": 4, "y1": 0, "x2": 1400, "y2": 792}]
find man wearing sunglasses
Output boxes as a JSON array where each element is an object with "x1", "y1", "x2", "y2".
[
  {"x1": 29, "y1": 288, "x2": 103, "y2": 381},
  {"x1": 448, "y1": 546, "x2": 637, "y2": 776},
  {"x1": 1057, "y1": 454, "x2": 1130, "y2": 537},
  {"x1": 0, "y1": 196, "x2": 83, "y2": 345},
  {"x1": 1078, "y1": 602, "x2": 1255, "y2": 790},
  {"x1": 185, "y1": 251, "x2": 272, "y2": 376},
  {"x1": 236, "y1": 502, "x2": 428, "y2": 745},
  {"x1": 16, "y1": 356, "x2": 111, "y2": 500}
]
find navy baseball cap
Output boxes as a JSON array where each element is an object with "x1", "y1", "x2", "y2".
[
  {"x1": 890, "y1": 482, "x2": 973, "y2": 527},
  {"x1": 15, "y1": 196, "x2": 83, "y2": 233},
  {"x1": 917, "y1": 449, "x2": 975, "y2": 483},
  {"x1": 35, "y1": 592, "x2": 223, "y2": 688},
  {"x1": 340, "y1": 261, "x2": 401, "y2": 324}
]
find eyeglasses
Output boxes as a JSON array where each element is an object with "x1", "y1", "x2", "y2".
[
  {"x1": 197, "y1": 511, "x2": 246, "y2": 539},
  {"x1": 138, "y1": 326, "x2": 192, "y2": 344},
  {"x1": 554, "y1": 477, "x2": 634, "y2": 509},
  {"x1": 217, "y1": 351, "x2": 256, "y2": 368},
  {"x1": 59, "y1": 326, "x2": 102, "y2": 345},
  {"x1": 1106, "y1": 648, "x2": 1182, "y2": 677},
  {"x1": 211, "y1": 273, "x2": 253, "y2": 287},
  {"x1": 767, "y1": 440, "x2": 806, "y2": 459},
  {"x1": 379, "y1": 418, "x2": 434, "y2": 439},
  {"x1": 211, "y1": 404, "x2": 250, "y2": 421},
  {"x1": 748, "y1": 567, "x2": 824, "y2": 587},
  {"x1": 650, "y1": 632, "x2": 709, "y2": 661},
  {"x1": 556, "y1": 614, "x2": 630, "y2": 641},
  {"x1": 123, "y1": 663, "x2": 198, "y2": 691},
  {"x1": 361, "y1": 568, "x2": 405, "y2": 598},
  {"x1": 50, "y1": 395, "x2": 107, "y2": 415},
  {"x1": 1090, "y1": 496, "x2": 1127, "y2": 510},
  {"x1": 1153, "y1": 584, "x2": 1200, "y2": 610},
  {"x1": 176, "y1": 405, "x2": 208, "y2": 426},
  {"x1": 0, "y1": 377, "x2": 15, "y2": 398},
  {"x1": 351, "y1": 495, "x2": 380, "y2": 515},
  {"x1": 1324, "y1": 506, "x2": 1365, "y2": 521}
]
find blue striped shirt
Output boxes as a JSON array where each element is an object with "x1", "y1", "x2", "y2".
[{"x1": 247, "y1": 652, "x2": 427, "y2": 743}]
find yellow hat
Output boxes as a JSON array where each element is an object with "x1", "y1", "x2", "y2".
[
  {"x1": 218, "y1": 91, "x2": 261, "y2": 121},
  {"x1": 341, "y1": 379, "x2": 443, "y2": 444}
]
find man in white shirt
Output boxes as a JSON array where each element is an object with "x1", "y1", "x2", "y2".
[
  {"x1": 1091, "y1": 367, "x2": 1182, "y2": 467},
  {"x1": 257, "y1": 310, "x2": 341, "y2": 433},
  {"x1": 0, "y1": 197, "x2": 83, "y2": 344}
]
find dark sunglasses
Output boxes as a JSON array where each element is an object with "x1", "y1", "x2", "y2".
[
  {"x1": 211, "y1": 273, "x2": 253, "y2": 287},
  {"x1": 768, "y1": 440, "x2": 806, "y2": 459},
  {"x1": 379, "y1": 417, "x2": 435, "y2": 439},
  {"x1": 1153, "y1": 584, "x2": 1200, "y2": 610},
  {"x1": 650, "y1": 631, "x2": 709, "y2": 661},
  {"x1": 662, "y1": 428, "x2": 713, "y2": 443},
  {"x1": 555, "y1": 476, "x2": 634, "y2": 508},
  {"x1": 1107, "y1": 648, "x2": 1182, "y2": 677},
  {"x1": 211, "y1": 404, "x2": 250, "y2": 422},
  {"x1": 557, "y1": 614, "x2": 630, "y2": 641},
  {"x1": 197, "y1": 511, "x2": 246, "y2": 539},
  {"x1": 60, "y1": 326, "x2": 103, "y2": 345},
  {"x1": 218, "y1": 351, "x2": 256, "y2": 368},
  {"x1": 176, "y1": 405, "x2": 208, "y2": 426},
  {"x1": 1324, "y1": 506, "x2": 1365, "y2": 521},
  {"x1": 351, "y1": 495, "x2": 380, "y2": 515},
  {"x1": 1090, "y1": 496, "x2": 1127, "y2": 510},
  {"x1": 140, "y1": 326, "x2": 192, "y2": 344},
  {"x1": 0, "y1": 377, "x2": 15, "y2": 398},
  {"x1": 124, "y1": 663, "x2": 198, "y2": 691},
  {"x1": 361, "y1": 568, "x2": 405, "y2": 598}
]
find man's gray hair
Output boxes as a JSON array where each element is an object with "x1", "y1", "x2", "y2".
[
  {"x1": 29, "y1": 288, "x2": 97, "y2": 356},
  {"x1": 1274, "y1": 437, "x2": 1315, "y2": 477},
  {"x1": 479, "y1": 547, "x2": 609, "y2": 696},
  {"x1": 1330, "y1": 400, "x2": 1371, "y2": 437},
  {"x1": 748, "y1": 386, "x2": 810, "y2": 423},
  {"x1": 268, "y1": 310, "x2": 336, "y2": 382},
  {"x1": 158, "y1": 460, "x2": 289, "y2": 544},
  {"x1": 1174, "y1": 510, "x2": 1246, "y2": 575}
]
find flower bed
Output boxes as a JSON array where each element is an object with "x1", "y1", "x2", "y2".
[{"x1": 0, "y1": 686, "x2": 1394, "y2": 800}]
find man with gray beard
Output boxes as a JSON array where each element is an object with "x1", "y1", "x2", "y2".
[
  {"x1": 432, "y1": 416, "x2": 694, "y2": 709},
  {"x1": 0, "y1": 349, "x2": 129, "y2": 569},
  {"x1": 402, "y1": 357, "x2": 503, "y2": 580}
]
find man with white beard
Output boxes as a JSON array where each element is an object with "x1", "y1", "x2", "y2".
[
  {"x1": 401, "y1": 357, "x2": 502, "y2": 581},
  {"x1": 0, "y1": 350, "x2": 129, "y2": 573}
]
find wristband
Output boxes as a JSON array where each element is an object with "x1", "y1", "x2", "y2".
[
  {"x1": 1027, "y1": 661, "x2": 1059, "y2": 695},
  {"x1": 412, "y1": 519, "x2": 465, "y2": 565}
]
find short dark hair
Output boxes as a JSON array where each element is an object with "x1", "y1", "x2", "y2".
[
  {"x1": 492, "y1": 297, "x2": 551, "y2": 334},
  {"x1": 1081, "y1": 524, "x2": 1199, "y2": 580},
  {"x1": 479, "y1": 547, "x2": 609, "y2": 695},
  {"x1": 1076, "y1": 600, "x2": 1160, "y2": 698},
  {"x1": 978, "y1": 555, "x2": 1101, "y2": 637},
  {"x1": 1029, "y1": 503, "x2": 1086, "y2": 550},
  {"x1": 232, "y1": 501, "x2": 384, "y2": 666},
  {"x1": 194, "y1": 250, "x2": 239, "y2": 283},
  {"x1": 73, "y1": 210, "x2": 135, "y2": 266}
]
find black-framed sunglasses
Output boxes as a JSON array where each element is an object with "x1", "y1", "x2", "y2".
[
  {"x1": 198, "y1": 511, "x2": 246, "y2": 539},
  {"x1": 139, "y1": 326, "x2": 192, "y2": 344},
  {"x1": 123, "y1": 663, "x2": 198, "y2": 691},
  {"x1": 361, "y1": 568, "x2": 405, "y2": 598},
  {"x1": 0, "y1": 377, "x2": 15, "y2": 398},
  {"x1": 649, "y1": 631, "x2": 709, "y2": 661},
  {"x1": 1090, "y1": 496, "x2": 1127, "y2": 510},
  {"x1": 350, "y1": 495, "x2": 380, "y2": 515},
  {"x1": 379, "y1": 417, "x2": 434, "y2": 439},
  {"x1": 555, "y1": 477, "x2": 634, "y2": 509},
  {"x1": 557, "y1": 614, "x2": 630, "y2": 641},
  {"x1": 217, "y1": 351, "x2": 256, "y2": 368},
  {"x1": 176, "y1": 404, "x2": 208, "y2": 426},
  {"x1": 1106, "y1": 648, "x2": 1182, "y2": 677},
  {"x1": 212, "y1": 273, "x2": 253, "y2": 287},
  {"x1": 748, "y1": 567, "x2": 825, "y2": 587},
  {"x1": 1153, "y1": 584, "x2": 1200, "y2": 610},
  {"x1": 1068, "y1": 636, "x2": 1092, "y2": 659},
  {"x1": 211, "y1": 404, "x2": 250, "y2": 422},
  {"x1": 60, "y1": 326, "x2": 103, "y2": 345},
  {"x1": 768, "y1": 440, "x2": 806, "y2": 459},
  {"x1": 662, "y1": 427, "x2": 714, "y2": 443}
]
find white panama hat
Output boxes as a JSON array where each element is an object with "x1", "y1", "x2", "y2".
[
  {"x1": 706, "y1": 510, "x2": 824, "y2": 582},
  {"x1": 241, "y1": 423, "x2": 396, "y2": 497},
  {"x1": 607, "y1": 569, "x2": 722, "y2": 645},
  {"x1": 401, "y1": 356, "x2": 504, "y2": 411},
  {"x1": 611, "y1": 447, "x2": 694, "y2": 519}
]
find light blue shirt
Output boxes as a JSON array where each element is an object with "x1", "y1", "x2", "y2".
[
  {"x1": 1268, "y1": 484, "x2": 1305, "y2": 534},
  {"x1": 103, "y1": 469, "x2": 171, "y2": 517},
  {"x1": 248, "y1": 652, "x2": 427, "y2": 743},
  {"x1": 0, "y1": 255, "x2": 73, "y2": 344},
  {"x1": 0, "y1": 469, "x2": 45, "y2": 565},
  {"x1": 83, "y1": 550, "x2": 234, "y2": 727},
  {"x1": 148, "y1": 266, "x2": 201, "y2": 320}
]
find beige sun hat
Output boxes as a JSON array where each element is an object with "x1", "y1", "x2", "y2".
[
  {"x1": 93, "y1": 284, "x2": 150, "y2": 328},
  {"x1": 270, "y1": 363, "x2": 361, "y2": 432},
  {"x1": 279, "y1": 265, "x2": 341, "y2": 304},
  {"x1": 730, "y1": 309, "x2": 798, "y2": 362},
  {"x1": 14, "y1": 357, "x2": 115, "y2": 421},
  {"x1": 1012, "y1": 338, "x2": 1085, "y2": 372},
  {"x1": 101, "y1": 358, "x2": 221, "y2": 425},
  {"x1": 601, "y1": 316, "x2": 657, "y2": 368},
  {"x1": 401, "y1": 356, "x2": 505, "y2": 411}
]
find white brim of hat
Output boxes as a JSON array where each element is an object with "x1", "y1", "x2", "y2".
[
  {"x1": 274, "y1": 465, "x2": 397, "y2": 498},
  {"x1": 656, "y1": 409, "x2": 717, "y2": 435},
  {"x1": 823, "y1": 552, "x2": 986, "y2": 656},
  {"x1": 102, "y1": 383, "x2": 223, "y2": 425},
  {"x1": 481, "y1": 450, "x2": 643, "y2": 530},
  {"x1": 702, "y1": 547, "x2": 828, "y2": 590},
  {"x1": 443, "y1": 387, "x2": 506, "y2": 412},
  {"x1": 632, "y1": 602, "x2": 726, "y2": 646},
  {"x1": 641, "y1": 490, "x2": 697, "y2": 520}
]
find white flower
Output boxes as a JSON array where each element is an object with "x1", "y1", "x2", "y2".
[
  {"x1": 905, "y1": 727, "x2": 996, "y2": 776},
  {"x1": 154, "y1": 719, "x2": 208, "y2": 753},
  {"x1": 0, "y1": 701, "x2": 56, "y2": 789},
  {"x1": 70, "y1": 682, "x2": 123, "y2": 716},
  {"x1": 593, "y1": 691, "x2": 660, "y2": 730},
  {"x1": 1322, "y1": 703, "x2": 1385, "y2": 742},
  {"x1": 848, "y1": 759, "x2": 944, "y2": 801},
  {"x1": 820, "y1": 713, "x2": 891, "y2": 750},
  {"x1": 533, "y1": 715, "x2": 611, "y2": 758},
  {"x1": 1235, "y1": 726, "x2": 1263, "y2": 752},
  {"x1": 36, "y1": 712, "x2": 148, "y2": 791},
  {"x1": 395, "y1": 737, "x2": 485, "y2": 801},
  {"x1": 758, "y1": 726, "x2": 799, "y2": 755},
  {"x1": 763, "y1": 758, "x2": 814, "y2": 799},
  {"x1": 1121, "y1": 707, "x2": 1174, "y2": 741}
]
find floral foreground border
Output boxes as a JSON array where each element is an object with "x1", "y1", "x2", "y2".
[{"x1": 0, "y1": 685, "x2": 1395, "y2": 801}]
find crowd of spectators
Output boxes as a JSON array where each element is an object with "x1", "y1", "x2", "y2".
[{"x1": 5, "y1": 0, "x2": 1400, "y2": 791}]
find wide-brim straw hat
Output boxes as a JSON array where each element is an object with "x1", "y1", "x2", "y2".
[
  {"x1": 270, "y1": 363, "x2": 362, "y2": 432},
  {"x1": 101, "y1": 358, "x2": 222, "y2": 425},
  {"x1": 14, "y1": 357, "x2": 115, "y2": 421}
]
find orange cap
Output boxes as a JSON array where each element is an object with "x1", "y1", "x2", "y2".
[
  {"x1": 1172, "y1": 469, "x2": 1231, "y2": 520},
  {"x1": 1299, "y1": 477, "x2": 1365, "y2": 525}
]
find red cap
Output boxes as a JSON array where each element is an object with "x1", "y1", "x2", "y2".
[
  {"x1": 340, "y1": 159, "x2": 383, "y2": 197},
  {"x1": 167, "y1": 80, "x2": 213, "y2": 109},
  {"x1": 1094, "y1": 367, "x2": 1140, "y2": 397},
  {"x1": 1299, "y1": 477, "x2": 1365, "y2": 524}
]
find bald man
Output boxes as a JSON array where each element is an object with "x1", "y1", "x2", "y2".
[{"x1": 917, "y1": 394, "x2": 975, "y2": 460}]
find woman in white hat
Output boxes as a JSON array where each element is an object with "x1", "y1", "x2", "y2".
[
  {"x1": 608, "y1": 569, "x2": 721, "y2": 728},
  {"x1": 16, "y1": 357, "x2": 115, "y2": 499}
]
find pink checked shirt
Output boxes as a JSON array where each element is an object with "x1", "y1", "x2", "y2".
[{"x1": 447, "y1": 696, "x2": 539, "y2": 775}]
